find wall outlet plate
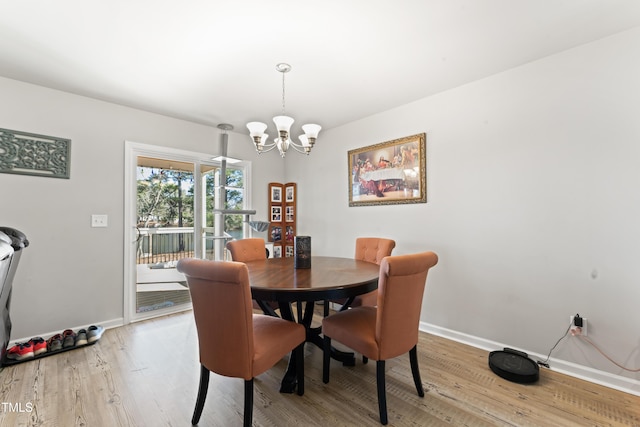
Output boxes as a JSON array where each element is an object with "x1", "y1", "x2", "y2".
[
  {"x1": 570, "y1": 315, "x2": 587, "y2": 336},
  {"x1": 91, "y1": 214, "x2": 108, "y2": 228}
]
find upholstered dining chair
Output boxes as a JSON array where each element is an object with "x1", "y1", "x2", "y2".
[
  {"x1": 322, "y1": 251, "x2": 439, "y2": 425},
  {"x1": 226, "y1": 238, "x2": 279, "y2": 315},
  {"x1": 226, "y1": 238, "x2": 268, "y2": 263},
  {"x1": 325, "y1": 237, "x2": 396, "y2": 316},
  {"x1": 177, "y1": 258, "x2": 305, "y2": 427}
]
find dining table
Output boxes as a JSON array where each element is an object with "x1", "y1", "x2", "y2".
[{"x1": 244, "y1": 255, "x2": 380, "y2": 393}]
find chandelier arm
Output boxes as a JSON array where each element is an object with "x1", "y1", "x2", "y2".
[
  {"x1": 288, "y1": 141, "x2": 311, "y2": 155},
  {"x1": 256, "y1": 142, "x2": 279, "y2": 154}
]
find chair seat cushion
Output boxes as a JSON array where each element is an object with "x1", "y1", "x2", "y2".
[
  {"x1": 252, "y1": 314, "x2": 305, "y2": 377},
  {"x1": 322, "y1": 306, "x2": 378, "y2": 360}
]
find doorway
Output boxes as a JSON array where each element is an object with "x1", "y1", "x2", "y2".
[{"x1": 124, "y1": 141, "x2": 251, "y2": 323}]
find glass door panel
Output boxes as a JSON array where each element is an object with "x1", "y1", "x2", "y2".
[
  {"x1": 135, "y1": 156, "x2": 194, "y2": 314},
  {"x1": 201, "y1": 163, "x2": 249, "y2": 261},
  {"x1": 200, "y1": 164, "x2": 219, "y2": 260}
]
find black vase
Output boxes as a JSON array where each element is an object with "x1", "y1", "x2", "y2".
[{"x1": 294, "y1": 236, "x2": 311, "y2": 269}]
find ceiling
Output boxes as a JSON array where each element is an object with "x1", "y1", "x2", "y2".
[{"x1": 2, "y1": 1, "x2": 640, "y2": 136}]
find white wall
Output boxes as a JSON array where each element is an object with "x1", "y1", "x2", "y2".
[
  {"x1": 287, "y1": 27, "x2": 640, "y2": 393},
  {"x1": 0, "y1": 77, "x2": 284, "y2": 339}
]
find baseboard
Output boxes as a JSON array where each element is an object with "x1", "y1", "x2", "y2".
[{"x1": 419, "y1": 321, "x2": 640, "y2": 397}]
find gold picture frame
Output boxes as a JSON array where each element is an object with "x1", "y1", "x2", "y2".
[{"x1": 348, "y1": 133, "x2": 426, "y2": 207}]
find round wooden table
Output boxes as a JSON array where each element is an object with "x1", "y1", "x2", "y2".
[
  {"x1": 246, "y1": 256, "x2": 380, "y2": 302},
  {"x1": 244, "y1": 256, "x2": 380, "y2": 393}
]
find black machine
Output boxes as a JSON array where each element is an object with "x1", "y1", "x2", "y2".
[
  {"x1": 488, "y1": 347, "x2": 540, "y2": 384},
  {"x1": 0, "y1": 227, "x2": 29, "y2": 363}
]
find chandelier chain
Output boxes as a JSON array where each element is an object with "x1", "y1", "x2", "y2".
[{"x1": 281, "y1": 70, "x2": 286, "y2": 114}]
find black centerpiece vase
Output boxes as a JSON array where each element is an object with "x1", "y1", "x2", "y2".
[{"x1": 294, "y1": 236, "x2": 311, "y2": 269}]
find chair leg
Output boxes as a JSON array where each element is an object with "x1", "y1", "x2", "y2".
[
  {"x1": 191, "y1": 365, "x2": 210, "y2": 425},
  {"x1": 296, "y1": 342, "x2": 305, "y2": 396},
  {"x1": 376, "y1": 360, "x2": 388, "y2": 425},
  {"x1": 323, "y1": 335, "x2": 331, "y2": 383},
  {"x1": 409, "y1": 345, "x2": 425, "y2": 397},
  {"x1": 244, "y1": 379, "x2": 253, "y2": 427},
  {"x1": 362, "y1": 355, "x2": 368, "y2": 364},
  {"x1": 323, "y1": 300, "x2": 329, "y2": 317}
]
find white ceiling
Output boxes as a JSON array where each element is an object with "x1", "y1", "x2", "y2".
[{"x1": 2, "y1": 1, "x2": 640, "y2": 135}]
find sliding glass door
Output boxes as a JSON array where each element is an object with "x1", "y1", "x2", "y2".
[{"x1": 124, "y1": 142, "x2": 251, "y2": 323}]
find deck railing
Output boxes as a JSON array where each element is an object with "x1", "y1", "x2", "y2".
[
  {"x1": 136, "y1": 227, "x2": 196, "y2": 265},
  {"x1": 136, "y1": 227, "x2": 239, "y2": 264}
]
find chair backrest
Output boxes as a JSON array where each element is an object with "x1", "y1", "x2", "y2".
[
  {"x1": 177, "y1": 258, "x2": 255, "y2": 380},
  {"x1": 375, "y1": 251, "x2": 438, "y2": 360},
  {"x1": 226, "y1": 238, "x2": 267, "y2": 262},
  {"x1": 355, "y1": 237, "x2": 396, "y2": 265}
]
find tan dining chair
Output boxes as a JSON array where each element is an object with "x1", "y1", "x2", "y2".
[
  {"x1": 226, "y1": 238, "x2": 279, "y2": 315},
  {"x1": 177, "y1": 258, "x2": 305, "y2": 427},
  {"x1": 322, "y1": 251, "x2": 439, "y2": 425},
  {"x1": 226, "y1": 238, "x2": 268, "y2": 263},
  {"x1": 325, "y1": 237, "x2": 396, "y2": 315}
]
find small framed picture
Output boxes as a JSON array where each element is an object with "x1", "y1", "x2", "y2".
[
  {"x1": 285, "y1": 225, "x2": 295, "y2": 242},
  {"x1": 269, "y1": 224, "x2": 282, "y2": 242},
  {"x1": 273, "y1": 244, "x2": 282, "y2": 258},
  {"x1": 271, "y1": 185, "x2": 282, "y2": 203},
  {"x1": 270, "y1": 206, "x2": 282, "y2": 222},
  {"x1": 285, "y1": 206, "x2": 295, "y2": 222},
  {"x1": 285, "y1": 245, "x2": 294, "y2": 257},
  {"x1": 285, "y1": 185, "x2": 295, "y2": 203}
]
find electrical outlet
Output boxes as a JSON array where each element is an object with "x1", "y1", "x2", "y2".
[
  {"x1": 569, "y1": 315, "x2": 588, "y2": 336},
  {"x1": 91, "y1": 214, "x2": 108, "y2": 228}
]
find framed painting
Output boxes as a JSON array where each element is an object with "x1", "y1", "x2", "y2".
[{"x1": 348, "y1": 133, "x2": 426, "y2": 207}]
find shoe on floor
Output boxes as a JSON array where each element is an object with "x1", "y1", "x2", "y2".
[
  {"x1": 29, "y1": 337, "x2": 47, "y2": 356},
  {"x1": 75, "y1": 329, "x2": 88, "y2": 346},
  {"x1": 7, "y1": 342, "x2": 34, "y2": 360},
  {"x1": 47, "y1": 334, "x2": 63, "y2": 352},
  {"x1": 62, "y1": 329, "x2": 76, "y2": 348},
  {"x1": 87, "y1": 325, "x2": 104, "y2": 343}
]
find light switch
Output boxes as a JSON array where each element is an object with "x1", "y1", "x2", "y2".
[{"x1": 91, "y1": 214, "x2": 108, "y2": 228}]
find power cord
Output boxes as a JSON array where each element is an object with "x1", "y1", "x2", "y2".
[
  {"x1": 537, "y1": 318, "x2": 640, "y2": 372},
  {"x1": 577, "y1": 335, "x2": 640, "y2": 372},
  {"x1": 537, "y1": 322, "x2": 572, "y2": 368}
]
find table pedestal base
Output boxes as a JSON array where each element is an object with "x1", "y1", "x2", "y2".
[{"x1": 275, "y1": 301, "x2": 356, "y2": 393}]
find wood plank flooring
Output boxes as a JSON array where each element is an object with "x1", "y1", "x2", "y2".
[{"x1": 1, "y1": 310, "x2": 639, "y2": 426}]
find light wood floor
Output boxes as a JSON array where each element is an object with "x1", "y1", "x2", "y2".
[{"x1": 1, "y1": 310, "x2": 639, "y2": 426}]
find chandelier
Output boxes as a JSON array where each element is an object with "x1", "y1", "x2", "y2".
[{"x1": 246, "y1": 63, "x2": 321, "y2": 157}]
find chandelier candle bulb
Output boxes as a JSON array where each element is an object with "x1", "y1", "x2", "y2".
[{"x1": 273, "y1": 115, "x2": 294, "y2": 135}]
